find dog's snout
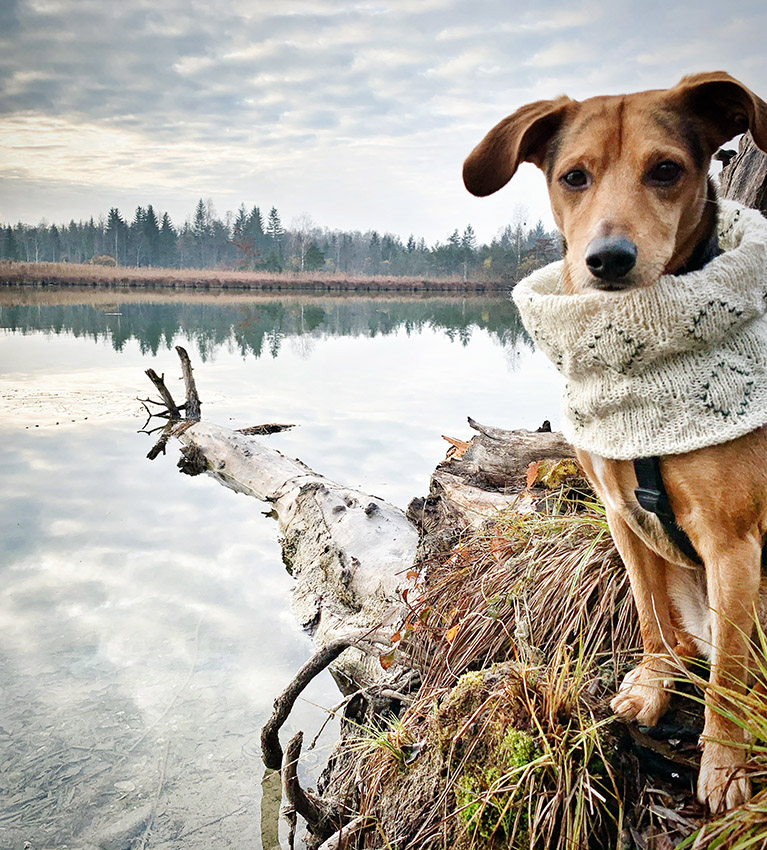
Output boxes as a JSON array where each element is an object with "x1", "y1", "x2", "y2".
[{"x1": 585, "y1": 237, "x2": 638, "y2": 281}]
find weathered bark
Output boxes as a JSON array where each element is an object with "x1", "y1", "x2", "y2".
[
  {"x1": 442, "y1": 417, "x2": 574, "y2": 492},
  {"x1": 719, "y1": 131, "x2": 767, "y2": 215},
  {"x1": 407, "y1": 418, "x2": 579, "y2": 563},
  {"x1": 143, "y1": 369, "x2": 181, "y2": 419}
]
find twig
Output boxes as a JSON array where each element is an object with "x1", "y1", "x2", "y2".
[
  {"x1": 307, "y1": 689, "x2": 365, "y2": 751},
  {"x1": 318, "y1": 816, "x2": 371, "y2": 850},
  {"x1": 136, "y1": 740, "x2": 170, "y2": 850}
]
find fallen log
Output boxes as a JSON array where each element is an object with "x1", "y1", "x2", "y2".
[{"x1": 142, "y1": 349, "x2": 418, "y2": 689}]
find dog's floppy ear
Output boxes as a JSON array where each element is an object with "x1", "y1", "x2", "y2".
[
  {"x1": 670, "y1": 71, "x2": 767, "y2": 154},
  {"x1": 463, "y1": 97, "x2": 572, "y2": 197}
]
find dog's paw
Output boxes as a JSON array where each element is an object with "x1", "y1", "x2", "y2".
[
  {"x1": 698, "y1": 741, "x2": 750, "y2": 813},
  {"x1": 610, "y1": 657, "x2": 674, "y2": 727}
]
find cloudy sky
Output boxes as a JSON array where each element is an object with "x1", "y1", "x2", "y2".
[{"x1": 1, "y1": 0, "x2": 765, "y2": 244}]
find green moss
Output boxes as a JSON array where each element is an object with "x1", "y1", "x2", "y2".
[
  {"x1": 500, "y1": 727, "x2": 539, "y2": 770},
  {"x1": 454, "y1": 725, "x2": 539, "y2": 845}
]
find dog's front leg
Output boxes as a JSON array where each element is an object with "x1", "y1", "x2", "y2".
[
  {"x1": 606, "y1": 508, "x2": 678, "y2": 726},
  {"x1": 696, "y1": 536, "x2": 761, "y2": 813}
]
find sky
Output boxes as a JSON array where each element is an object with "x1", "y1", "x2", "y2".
[{"x1": 1, "y1": 0, "x2": 766, "y2": 245}]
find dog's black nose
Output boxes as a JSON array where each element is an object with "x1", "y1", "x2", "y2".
[{"x1": 585, "y1": 237, "x2": 637, "y2": 281}]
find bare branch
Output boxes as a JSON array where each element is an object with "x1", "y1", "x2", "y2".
[
  {"x1": 176, "y1": 346, "x2": 201, "y2": 420},
  {"x1": 261, "y1": 631, "x2": 373, "y2": 770},
  {"x1": 144, "y1": 369, "x2": 181, "y2": 419}
]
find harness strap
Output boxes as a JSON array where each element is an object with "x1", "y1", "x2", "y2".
[{"x1": 633, "y1": 456, "x2": 703, "y2": 565}]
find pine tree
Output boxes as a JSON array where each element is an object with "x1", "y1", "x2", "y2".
[
  {"x1": 143, "y1": 204, "x2": 160, "y2": 265},
  {"x1": 106, "y1": 208, "x2": 125, "y2": 264},
  {"x1": 130, "y1": 207, "x2": 147, "y2": 266},
  {"x1": 3, "y1": 225, "x2": 18, "y2": 260},
  {"x1": 266, "y1": 207, "x2": 284, "y2": 251},
  {"x1": 461, "y1": 224, "x2": 477, "y2": 281},
  {"x1": 192, "y1": 199, "x2": 210, "y2": 267},
  {"x1": 247, "y1": 206, "x2": 265, "y2": 242},
  {"x1": 233, "y1": 204, "x2": 248, "y2": 238},
  {"x1": 304, "y1": 242, "x2": 325, "y2": 272},
  {"x1": 159, "y1": 212, "x2": 177, "y2": 268},
  {"x1": 49, "y1": 224, "x2": 61, "y2": 262}
]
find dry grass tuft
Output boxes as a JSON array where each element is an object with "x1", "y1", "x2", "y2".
[
  {"x1": 335, "y1": 493, "x2": 767, "y2": 848},
  {"x1": 405, "y1": 497, "x2": 640, "y2": 694},
  {"x1": 356, "y1": 651, "x2": 623, "y2": 849}
]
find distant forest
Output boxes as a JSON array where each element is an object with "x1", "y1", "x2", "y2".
[{"x1": 0, "y1": 199, "x2": 562, "y2": 281}]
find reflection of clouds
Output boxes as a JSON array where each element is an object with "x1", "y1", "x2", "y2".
[{"x1": 0, "y1": 305, "x2": 561, "y2": 846}]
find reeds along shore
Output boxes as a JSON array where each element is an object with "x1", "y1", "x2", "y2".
[{"x1": 0, "y1": 261, "x2": 511, "y2": 292}]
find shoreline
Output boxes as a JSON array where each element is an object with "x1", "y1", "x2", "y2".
[{"x1": 0, "y1": 261, "x2": 513, "y2": 293}]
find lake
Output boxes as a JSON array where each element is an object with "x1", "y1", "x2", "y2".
[{"x1": 0, "y1": 288, "x2": 562, "y2": 849}]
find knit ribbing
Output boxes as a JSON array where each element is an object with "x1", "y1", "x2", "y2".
[{"x1": 512, "y1": 200, "x2": 767, "y2": 459}]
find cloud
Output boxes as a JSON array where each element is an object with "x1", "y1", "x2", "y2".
[
  {"x1": 0, "y1": 0, "x2": 766, "y2": 244},
  {"x1": 528, "y1": 41, "x2": 588, "y2": 69}
]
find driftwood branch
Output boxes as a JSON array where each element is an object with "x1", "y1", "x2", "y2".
[
  {"x1": 146, "y1": 426, "x2": 172, "y2": 460},
  {"x1": 175, "y1": 346, "x2": 201, "y2": 420},
  {"x1": 261, "y1": 631, "x2": 374, "y2": 770},
  {"x1": 144, "y1": 369, "x2": 181, "y2": 419},
  {"x1": 237, "y1": 423, "x2": 295, "y2": 435},
  {"x1": 282, "y1": 732, "x2": 325, "y2": 828},
  {"x1": 282, "y1": 732, "x2": 340, "y2": 845},
  {"x1": 317, "y1": 817, "x2": 370, "y2": 850}
]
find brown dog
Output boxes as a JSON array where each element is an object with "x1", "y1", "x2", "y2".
[{"x1": 464, "y1": 72, "x2": 767, "y2": 812}]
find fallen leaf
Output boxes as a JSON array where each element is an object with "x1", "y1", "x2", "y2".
[
  {"x1": 441, "y1": 435, "x2": 471, "y2": 460},
  {"x1": 526, "y1": 457, "x2": 583, "y2": 489},
  {"x1": 526, "y1": 460, "x2": 541, "y2": 489},
  {"x1": 379, "y1": 649, "x2": 397, "y2": 670}
]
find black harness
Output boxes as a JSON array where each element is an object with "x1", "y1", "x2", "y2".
[{"x1": 633, "y1": 457, "x2": 702, "y2": 564}]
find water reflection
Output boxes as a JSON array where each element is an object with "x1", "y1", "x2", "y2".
[
  {"x1": 0, "y1": 288, "x2": 528, "y2": 360},
  {"x1": 0, "y1": 288, "x2": 562, "y2": 849}
]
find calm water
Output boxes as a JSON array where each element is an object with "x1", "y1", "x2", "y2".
[{"x1": 0, "y1": 288, "x2": 562, "y2": 849}]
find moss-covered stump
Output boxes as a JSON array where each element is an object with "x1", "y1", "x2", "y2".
[{"x1": 352, "y1": 659, "x2": 623, "y2": 849}]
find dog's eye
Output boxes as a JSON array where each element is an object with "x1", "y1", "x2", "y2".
[
  {"x1": 561, "y1": 169, "x2": 590, "y2": 189},
  {"x1": 648, "y1": 161, "x2": 682, "y2": 185}
]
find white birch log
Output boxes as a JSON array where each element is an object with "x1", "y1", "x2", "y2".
[{"x1": 176, "y1": 422, "x2": 418, "y2": 687}]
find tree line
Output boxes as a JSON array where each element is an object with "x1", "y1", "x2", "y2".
[{"x1": 0, "y1": 199, "x2": 561, "y2": 281}]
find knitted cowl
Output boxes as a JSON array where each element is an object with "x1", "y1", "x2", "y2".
[{"x1": 512, "y1": 200, "x2": 767, "y2": 460}]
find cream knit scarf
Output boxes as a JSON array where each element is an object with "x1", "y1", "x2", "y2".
[{"x1": 512, "y1": 200, "x2": 767, "y2": 460}]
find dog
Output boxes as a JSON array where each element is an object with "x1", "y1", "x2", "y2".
[{"x1": 463, "y1": 72, "x2": 767, "y2": 813}]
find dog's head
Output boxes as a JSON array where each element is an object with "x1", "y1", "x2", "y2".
[{"x1": 464, "y1": 72, "x2": 767, "y2": 293}]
